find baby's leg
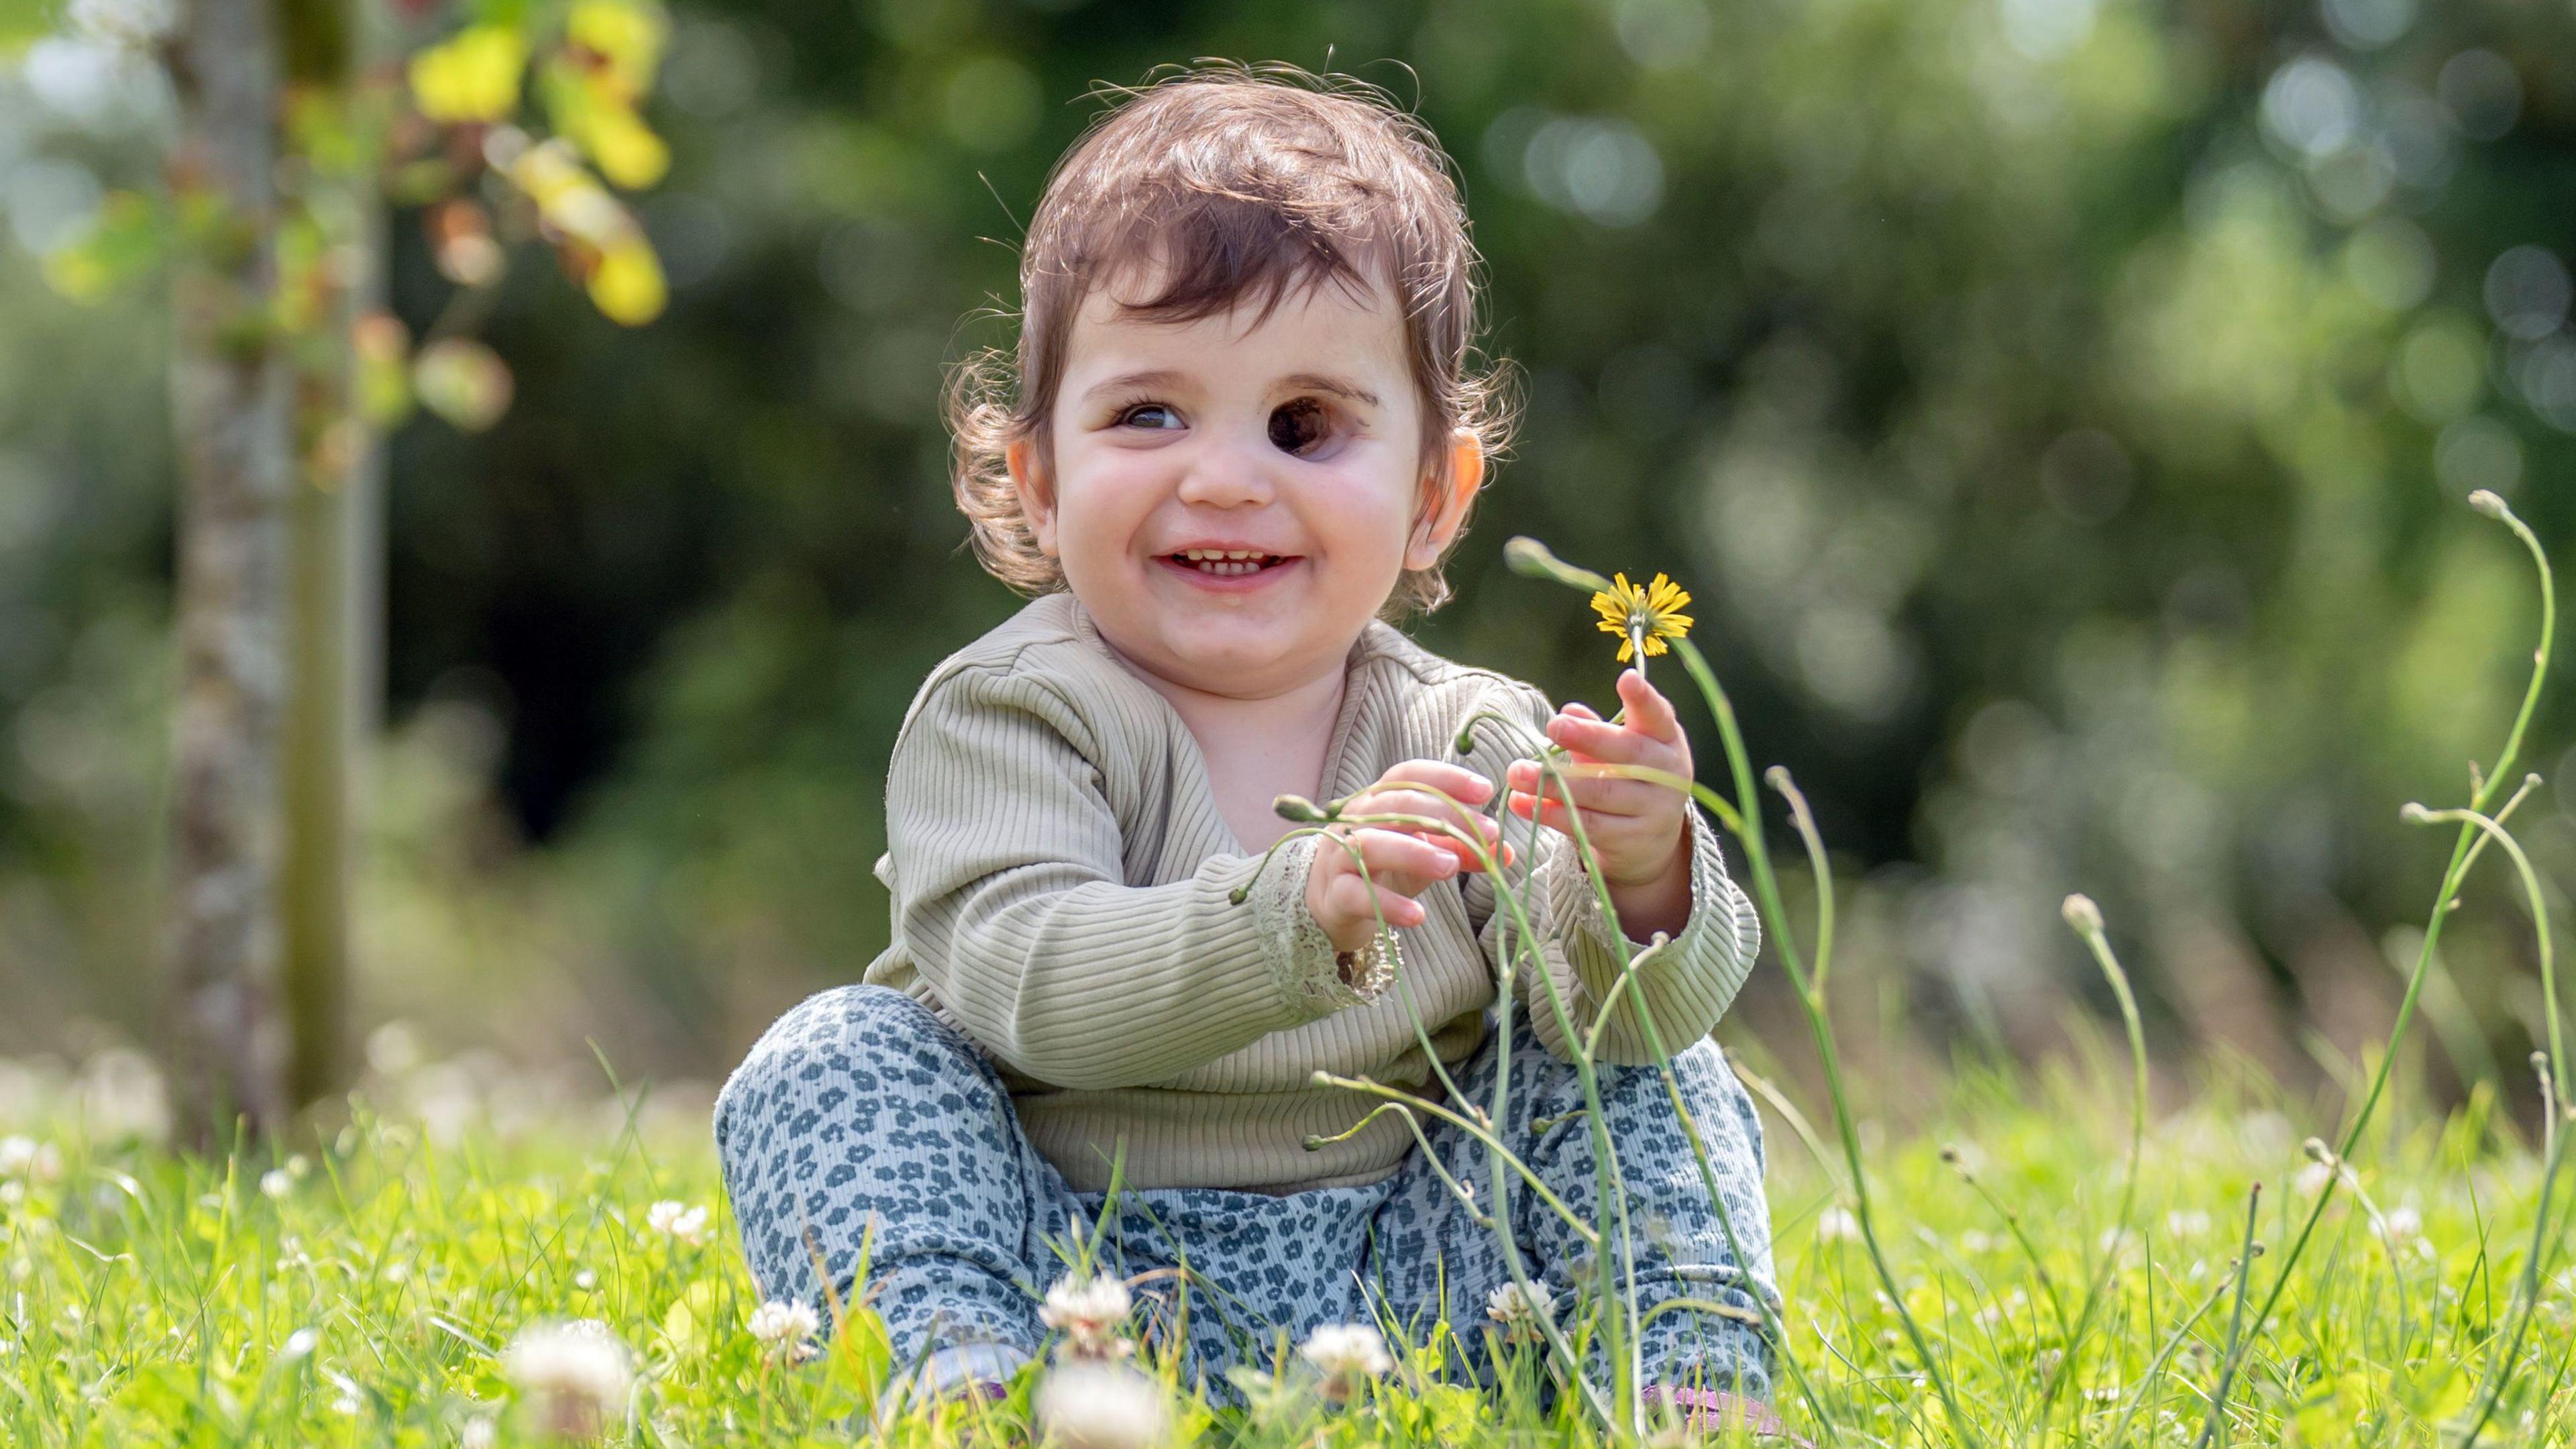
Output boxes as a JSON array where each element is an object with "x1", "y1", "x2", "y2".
[
  {"x1": 714, "y1": 984, "x2": 1076, "y2": 1389},
  {"x1": 1368, "y1": 1012, "x2": 1778, "y2": 1403}
]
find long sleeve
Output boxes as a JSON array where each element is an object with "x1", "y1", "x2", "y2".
[
  {"x1": 884, "y1": 663, "x2": 1373, "y2": 1090},
  {"x1": 1462, "y1": 689, "x2": 1762, "y2": 1065}
]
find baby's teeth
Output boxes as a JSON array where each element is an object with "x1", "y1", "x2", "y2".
[{"x1": 1177, "y1": 553, "x2": 1281, "y2": 575}]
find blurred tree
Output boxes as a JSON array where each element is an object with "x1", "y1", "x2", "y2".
[
  {"x1": 163, "y1": 0, "x2": 294, "y2": 1136},
  {"x1": 18, "y1": 0, "x2": 676, "y2": 1138}
]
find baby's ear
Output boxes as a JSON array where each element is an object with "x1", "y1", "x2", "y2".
[
  {"x1": 1405, "y1": 427, "x2": 1487, "y2": 570},
  {"x1": 1006, "y1": 437, "x2": 1059, "y2": 557}
]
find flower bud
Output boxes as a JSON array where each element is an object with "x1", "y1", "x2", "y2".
[{"x1": 1501, "y1": 537, "x2": 1613, "y2": 592}]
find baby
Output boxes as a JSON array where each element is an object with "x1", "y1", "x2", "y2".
[{"x1": 716, "y1": 64, "x2": 1780, "y2": 1431}]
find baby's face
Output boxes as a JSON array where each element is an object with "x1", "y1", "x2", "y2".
[{"x1": 1014, "y1": 270, "x2": 1473, "y2": 700}]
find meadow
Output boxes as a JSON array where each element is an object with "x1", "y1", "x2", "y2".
[
  {"x1": 2, "y1": 508, "x2": 2571, "y2": 1448},
  {"x1": 0, "y1": 1022, "x2": 2565, "y2": 1446}
]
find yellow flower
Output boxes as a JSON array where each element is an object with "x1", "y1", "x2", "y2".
[
  {"x1": 409, "y1": 24, "x2": 527, "y2": 125},
  {"x1": 1589, "y1": 572, "x2": 1694, "y2": 663}
]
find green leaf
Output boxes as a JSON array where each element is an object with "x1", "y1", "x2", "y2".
[
  {"x1": 0, "y1": 0, "x2": 60, "y2": 58},
  {"x1": 814, "y1": 1303, "x2": 894, "y2": 1417},
  {"x1": 43, "y1": 189, "x2": 167, "y2": 303},
  {"x1": 661, "y1": 1278, "x2": 722, "y2": 1354}
]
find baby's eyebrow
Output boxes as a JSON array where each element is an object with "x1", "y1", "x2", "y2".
[
  {"x1": 1082, "y1": 368, "x2": 1187, "y2": 403},
  {"x1": 1280, "y1": 373, "x2": 1380, "y2": 407}
]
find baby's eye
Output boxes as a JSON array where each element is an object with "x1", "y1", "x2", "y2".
[
  {"x1": 1118, "y1": 403, "x2": 1183, "y2": 431},
  {"x1": 1269, "y1": 398, "x2": 1332, "y2": 458}
]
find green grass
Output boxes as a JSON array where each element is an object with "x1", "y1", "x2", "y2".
[
  {"x1": 0, "y1": 1046, "x2": 2567, "y2": 1447},
  {"x1": 6, "y1": 503, "x2": 2573, "y2": 1446},
  {"x1": 10, "y1": 502, "x2": 2565, "y2": 1433}
]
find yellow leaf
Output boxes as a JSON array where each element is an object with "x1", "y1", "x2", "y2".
[
  {"x1": 566, "y1": 0, "x2": 667, "y2": 97},
  {"x1": 409, "y1": 25, "x2": 527, "y2": 124},
  {"x1": 582, "y1": 104, "x2": 669, "y2": 190},
  {"x1": 588, "y1": 239, "x2": 666, "y2": 325},
  {"x1": 41, "y1": 247, "x2": 111, "y2": 303},
  {"x1": 660, "y1": 1280, "x2": 722, "y2": 1353}
]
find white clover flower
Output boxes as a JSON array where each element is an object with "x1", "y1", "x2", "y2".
[
  {"x1": 1483, "y1": 1281, "x2": 1556, "y2": 1342},
  {"x1": 2293, "y1": 1161, "x2": 2357, "y2": 1196},
  {"x1": 0, "y1": 1137, "x2": 61, "y2": 1181},
  {"x1": 644, "y1": 1199, "x2": 710, "y2": 1246},
  {"x1": 280, "y1": 1327, "x2": 319, "y2": 1362},
  {"x1": 260, "y1": 1169, "x2": 292, "y2": 1201},
  {"x1": 460, "y1": 1415, "x2": 498, "y2": 1449},
  {"x1": 2382, "y1": 1205, "x2": 2421, "y2": 1244},
  {"x1": 1815, "y1": 1206, "x2": 1860, "y2": 1243},
  {"x1": 1040, "y1": 1272, "x2": 1135, "y2": 1360},
  {"x1": 2165, "y1": 1210, "x2": 2212, "y2": 1239},
  {"x1": 1297, "y1": 1322, "x2": 1393, "y2": 1401},
  {"x1": 747, "y1": 1299, "x2": 821, "y2": 1362},
  {"x1": 1034, "y1": 1361, "x2": 1171, "y2": 1449},
  {"x1": 501, "y1": 1318, "x2": 634, "y2": 1440}
]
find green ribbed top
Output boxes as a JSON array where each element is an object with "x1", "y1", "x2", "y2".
[{"x1": 861, "y1": 593, "x2": 1762, "y2": 1194}]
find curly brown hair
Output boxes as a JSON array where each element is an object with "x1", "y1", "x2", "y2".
[{"x1": 946, "y1": 61, "x2": 1515, "y2": 616}]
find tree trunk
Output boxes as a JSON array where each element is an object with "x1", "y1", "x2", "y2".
[
  {"x1": 282, "y1": 396, "x2": 360, "y2": 1107},
  {"x1": 164, "y1": 0, "x2": 292, "y2": 1145},
  {"x1": 279, "y1": 0, "x2": 388, "y2": 1112}
]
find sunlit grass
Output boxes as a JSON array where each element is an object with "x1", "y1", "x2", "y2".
[
  {"x1": 0, "y1": 1054, "x2": 2566, "y2": 1446},
  {"x1": 3, "y1": 504, "x2": 2565, "y2": 1448}
]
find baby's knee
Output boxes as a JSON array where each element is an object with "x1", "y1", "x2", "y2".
[
  {"x1": 1660, "y1": 1038, "x2": 1764, "y2": 1169},
  {"x1": 714, "y1": 985, "x2": 993, "y2": 1163}
]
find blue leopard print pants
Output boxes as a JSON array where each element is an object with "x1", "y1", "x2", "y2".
[{"x1": 714, "y1": 985, "x2": 1777, "y2": 1403}]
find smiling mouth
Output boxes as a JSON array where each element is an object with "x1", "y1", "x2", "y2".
[{"x1": 1167, "y1": 549, "x2": 1296, "y2": 578}]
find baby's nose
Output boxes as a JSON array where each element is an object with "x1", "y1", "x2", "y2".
[{"x1": 1174, "y1": 441, "x2": 1281, "y2": 507}]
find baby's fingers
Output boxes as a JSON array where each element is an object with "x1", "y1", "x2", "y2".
[
  {"x1": 1505, "y1": 789, "x2": 1585, "y2": 841},
  {"x1": 1505, "y1": 759, "x2": 1668, "y2": 818},
  {"x1": 1368, "y1": 759, "x2": 1497, "y2": 809},
  {"x1": 1340, "y1": 788, "x2": 1510, "y2": 869},
  {"x1": 1317, "y1": 830, "x2": 1449, "y2": 930},
  {"x1": 1613, "y1": 668, "x2": 1684, "y2": 744},
  {"x1": 1329, "y1": 826, "x2": 1458, "y2": 896},
  {"x1": 1545, "y1": 711, "x2": 1674, "y2": 765},
  {"x1": 1319, "y1": 869, "x2": 1432, "y2": 932}
]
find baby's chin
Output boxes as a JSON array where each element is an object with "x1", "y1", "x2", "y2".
[{"x1": 1110, "y1": 612, "x2": 1362, "y2": 698}]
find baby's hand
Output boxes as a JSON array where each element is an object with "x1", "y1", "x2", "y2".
[
  {"x1": 1305, "y1": 760, "x2": 1511, "y2": 953},
  {"x1": 1504, "y1": 669, "x2": 1694, "y2": 892}
]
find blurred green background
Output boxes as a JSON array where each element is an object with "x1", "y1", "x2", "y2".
[{"x1": 3, "y1": 0, "x2": 2573, "y2": 1106}]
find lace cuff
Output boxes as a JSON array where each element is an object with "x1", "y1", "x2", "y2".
[{"x1": 1246, "y1": 832, "x2": 1381, "y2": 1015}]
